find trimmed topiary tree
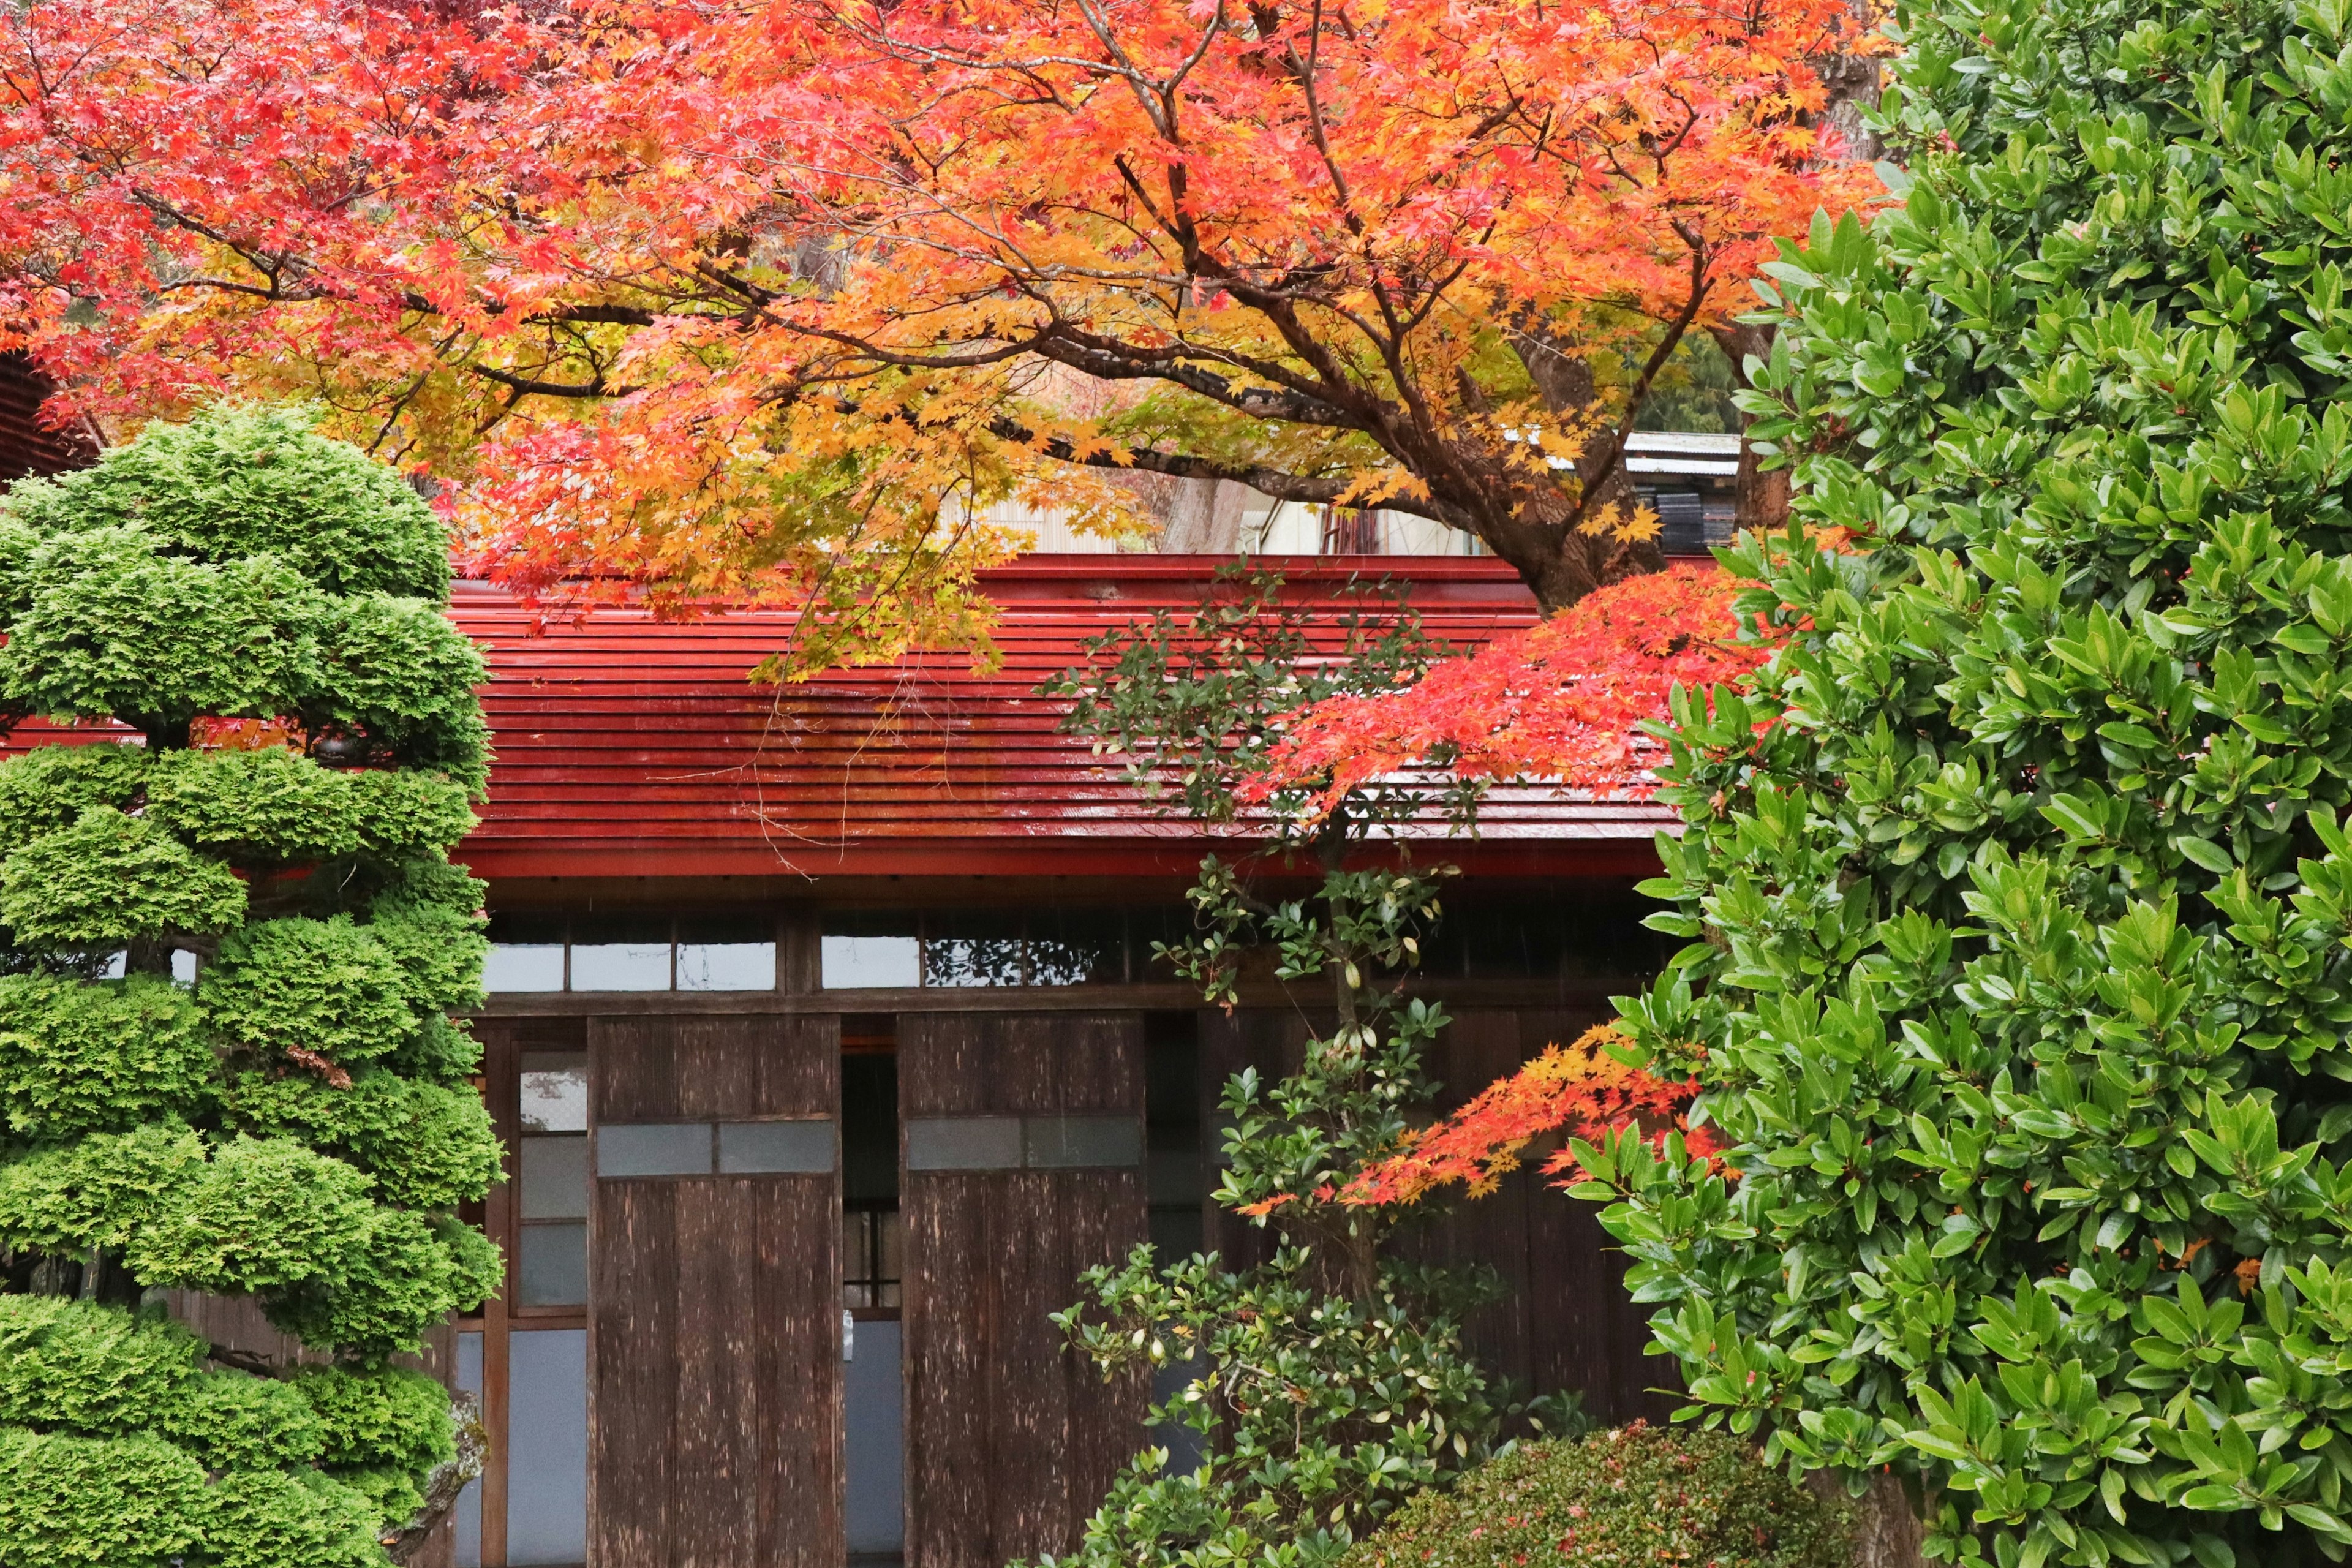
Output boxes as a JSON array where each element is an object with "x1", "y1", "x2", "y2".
[
  {"x1": 1343, "y1": 1425, "x2": 1849, "y2": 1568},
  {"x1": 0, "y1": 403, "x2": 499, "y2": 1565},
  {"x1": 1580, "y1": 0, "x2": 2352, "y2": 1565}
]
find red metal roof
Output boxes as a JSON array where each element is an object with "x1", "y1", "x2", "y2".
[
  {"x1": 0, "y1": 555, "x2": 1672, "y2": 881},
  {"x1": 448, "y1": 556, "x2": 1670, "y2": 881}
]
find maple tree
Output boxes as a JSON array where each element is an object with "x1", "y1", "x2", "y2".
[
  {"x1": 0, "y1": 0, "x2": 1877, "y2": 645},
  {"x1": 1345, "y1": 1024, "x2": 1714, "y2": 1208},
  {"x1": 1248, "y1": 559, "x2": 1789, "y2": 1226},
  {"x1": 1249, "y1": 560, "x2": 1781, "y2": 815}
]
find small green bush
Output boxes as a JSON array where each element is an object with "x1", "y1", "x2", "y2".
[
  {"x1": 146, "y1": 747, "x2": 365, "y2": 861},
  {"x1": 158, "y1": 1371, "x2": 325, "y2": 1472},
  {"x1": 0, "y1": 742, "x2": 149, "y2": 856},
  {"x1": 0, "y1": 401, "x2": 450, "y2": 601},
  {"x1": 199, "y1": 915, "x2": 414, "y2": 1069},
  {"x1": 0, "y1": 1123, "x2": 209, "y2": 1254},
  {"x1": 0, "y1": 1295, "x2": 198, "y2": 1434},
  {"x1": 1, "y1": 807, "x2": 247, "y2": 946},
  {"x1": 0, "y1": 973, "x2": 211, "y2": 1136},
  {"x1": 0, "y1": 1428, "x2": 211, "y2": 1567},
  {"x1": 1347, "y1": 1427, "x2": 1850, "y2": 1568},
  {"x1": 293, "y1": 1365, "x2": 458, "y2": 1474}
]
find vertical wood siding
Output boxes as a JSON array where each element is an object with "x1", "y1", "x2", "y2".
[
  {"x1": 900, "y1": 1014, "x2": 1149, "y2": 1568},
  {"x1": 1199, "y1": 1005, "x2": 1675, "y2": 1428},
  {"x1": 588, "y1": 1016, "x2": 843, "y2": 1568}
]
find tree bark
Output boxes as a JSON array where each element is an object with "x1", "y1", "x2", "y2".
[{"x1": 1807, "y1": 1469, "x2": 1929, "y2": 1568}]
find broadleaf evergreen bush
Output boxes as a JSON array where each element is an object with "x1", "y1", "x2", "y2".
[{"x1": 1581, "y1": 0, "x2": 2352, "y2": 1564}]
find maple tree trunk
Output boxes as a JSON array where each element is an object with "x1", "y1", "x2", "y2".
[{"x1": 1711, "y1": 323, "x2": 1793, "y2": 533}]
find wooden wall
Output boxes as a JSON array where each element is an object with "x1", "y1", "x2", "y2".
[
  {"x1": 899, "y1": 1013, "x2": 1150, "y2": 1568},
  {"x1": 1201, "y1": 1005, "x2": 1674, "y2": 1427},
  {"x1": 587, "y1": 1016, "x2": 843, "y2": 1568}
]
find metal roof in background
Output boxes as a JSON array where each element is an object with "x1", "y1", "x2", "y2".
[{"x1": 448, "y1": 556, "x2": 1672, "y2": 881}]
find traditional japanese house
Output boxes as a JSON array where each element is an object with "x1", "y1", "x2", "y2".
[
  {"x1": 0, "y1": 380, "x2": 1708, "y2": 1568},
  {"x1": 440, "y1": 554, "x2": 1680, "y2": 1568}
]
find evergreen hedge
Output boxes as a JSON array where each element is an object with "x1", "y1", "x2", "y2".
[
  {"x1": 0, "y1": 404, "x2": 498, "y2": 1564},
  {"x1": 1343, "y1": 1427, "x2": 1848, "y2": 1568}
]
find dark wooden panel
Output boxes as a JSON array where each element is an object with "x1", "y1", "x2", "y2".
[
  {"x1": 901, "y1": 1012, "x2": 1140, "y2": 1117},
  {"x1": 1408, "y1": 1008, "x2": 1675, "y2": 1427},
  {"x1": 589, "y1": 1016, "x2": 843, "y2": 1568},
  {"x1": 902, "y1": 1013, "x2": 1148, "y2": 1568},
  {"x1": 592, "y1": 1014, "x2": 835, "y2": 1121},
  {"x1": 905, "y1": 1170, "x2": 1145, "y2": 1568}
]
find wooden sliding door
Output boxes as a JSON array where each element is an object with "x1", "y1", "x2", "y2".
[
  {"x1": 899, "y1": 1012, "x2": 1149, "y2": 1568},
  {"x1": 587, "y1": 1016, "x2": 843, "y2": 1568}
]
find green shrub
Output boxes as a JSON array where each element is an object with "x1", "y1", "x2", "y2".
[
  {"x1": 124, "y1": 1134, "x2": 377, "y2": 1295},
  {"x1": 146, "y1": 747, "x2": 364, "y2": 861},
  {"x1": 1348, "y1": 1428, "x2": 1850, "y2": 1568},
  {"x1": 1581, "y1": 0, "x2": 2352, "y2": 1564},
  {"x1": 202, "y1": 1466, "x2": 389, "y2": 1568},
  {"x1": 0, "y1": 742, "x2": 149, "y2": 856},
  {"x1": 0, "y1": 402, "x2": 449, "y2": 601},
  {"x1": 217, "y1": 1069, "x2": 499, "y2": 1211},
  {"x1": 0, "y1": 528, "x2": 323, "y2": 727},
  {"x1": 200, "y1": 915, "x2": 414, "y2": 1069},
  {"x1": 0, "y1": 1428, "x2": 210, "y2": 1567},
  {"x1": 0, "y1": 973, "x2": 211, "y2": 1136},
  {"x1": 0, "y1": 1295, "x2": 198, "y2": 1434},
  {"x1": 1, "y1": 807, "x2": 247, "y2": 946},
  {"x1": 294, "y1": 1365, "x2": 459, "y2": 1474},
  {"x1": 0, "y1": 406, "x2": 495, "y2": 1560},
  {"x1": 0, "y1": 1123, "x2": 209, "y2": 1253}
]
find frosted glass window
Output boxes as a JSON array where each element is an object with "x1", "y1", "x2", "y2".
[
  {"x1": 519, "y1": 1138, "x2": 589, "y2": 1221},
  {"x1": 519, "y1": 1055, "x2": 588, "y2": 1134},
  {"x1": 170, "y1": 950, "x2": 198, "y2": 986},
  {"x1": 485, "y1": 914, "x2": 566, "y2": 993},
  {"x1": 484, "y1": 944, "x2": 564, "y2": 992},
  {"x1": 822, "y1": 935, "x2": 921, "y2": 989},
  {"x1": 453, "y1": 1332, "x2": 483, "y2": 1568},
  {"x1": 845, "y1": 1318, "x2": 905, "y2": 1555},
  {"x1": 678, "y1": 943, "x2": 775, "y2": 992},
  {"x1": 569, "y1": 942, "x2": 669, "y2": 991},
  {"x1": 518, "y1": 1224, "x2": 588, "y2": 1307},
  {"x1": 506, "y1": 1329, "x2": 588, "y2": 1566},
  {"x1": 571, "y1": 913, "x2": 671, "y2": 992}
]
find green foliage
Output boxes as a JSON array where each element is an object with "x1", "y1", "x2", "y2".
[
  {"x1": 0, "y1": 407, "x2": 495, "y2": 1561},
  {"x1": 0, "y1": 402, "x2": 449, "y2": 600},
  {"x1": 1354, "y1": 1429, "x2": 1844, "y2": 1568},
  {"x1": 2, "y1": 807, "x2": 247, "y2": 946},
  {"x1": 0, "y1": 973, "x2": 211, "y2": 1136},
  {"x1": 295, "y1": 1365, "x2": 459, "y2": 1474},
  {"x1": 0, "y1": 1428, "x2": 209, "y2": 1567},
  {"x1": 0, "y1": 1295, "x2": 198, "y2": 1434},
  {"x1": 200, "y1": 916, "x2": 415, "y2": 1069},
  {"x1": 124, "y1": 1134, "x2": 377, "y2": 1295},
  {"x1": 217, "y1": 1070, "x2": 499, "y2": 1210},
  {"x1": 1, "y1": 527, "x2": 322, "y2": 729},
  {"x1": 202, "y1": 1467, "x2": 389, "y2": 1568},
  {"x1": 160, "y1": 1371, "x2": 325, "y2": 1471},
  {"x1": 0, "y1": 1123, "x2": 208, "y2": 1253},
  {"x1": 0, "y1": 742, "x2": 148, "y2": 856},
  {"x1": 265, "y1": 1209, "x2": 501, "y2": 1354},
  {"x1": 146, "y1": 747, "x2": 365, "y2": 861},
  {"x1": 1583, "y1": 1, "x2": 2352, "y2": 1566},
  {"x1": 1347, "y1": 1427, "x2": 1849, "y2": 1568},
  {"x1": 1043, "y1": 570, "x2": 1517, "y2": 1568},
  {"x1": 307, "y1": 593, "x2": 491, "y2": 792}
]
